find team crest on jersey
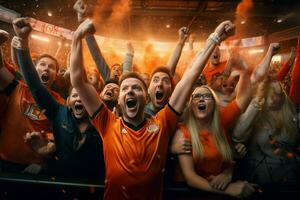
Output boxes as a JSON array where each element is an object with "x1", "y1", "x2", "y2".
[
  {"x1": 147, "y1": 123, "x2": 160, "y2": 134},
  {"x1": 24, "y1": 104, "x2": 46, "y2": 120},
  {"x1": 121, "y1": 128, "x2": 127, "y2": 134}
]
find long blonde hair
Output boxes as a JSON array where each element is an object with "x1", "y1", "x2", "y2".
[
  {"x1": 257, "y1": 82, "x2": 297, "y2": 137},
  {"x1": 183, "y1": 86, "x2": 233, "y2": 162}
]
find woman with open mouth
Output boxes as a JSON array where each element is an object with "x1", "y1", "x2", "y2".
[
  {"x1": 173, "y1": 42, "x2": 282, "y2": 199},
  {"x1": 11, "y1": 19, "x2": 105, "y2": 179}
]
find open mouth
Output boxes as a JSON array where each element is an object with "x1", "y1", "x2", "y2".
[
  {"x1": 126, "y1": 98, "x2": 137, "y2": 109},
  {"x1": 155, "y1": 91, "x2": 164, "y2": 100},
  {"x1": 41, "y1": 73, "x2": 49, "y2": 82},
  {"x1": 198, "y1": 104, "x2": 206, "y2": 111},
  {"x1": 213, "y1": 55, "x2": 219, "y2": 59},
  {"x1": 74, "y1": 102, "x2": 84, "y2": 112},
  {"x1": 105, "y1": 91, "x2": 113, "y2": 98}
]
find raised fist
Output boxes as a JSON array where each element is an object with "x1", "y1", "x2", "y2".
[
  {"x1": 75, "y1": 18, "x2": 96, "y2": 39},
  {"x1": 269, "y1": 43, "x2": 280, "y2": 56},
  {"x1": 214, "y1": 20, "x2": 235, "y2": 41},
  {"x1": 73, "y1": 0, "x2": 93, "y2": 23},
  {"x1": 12, "y1": 18, "x2": 32, "y2": 39},
  {"x1": 178, "y1": 27, "x2": 189, "y2": 42}
]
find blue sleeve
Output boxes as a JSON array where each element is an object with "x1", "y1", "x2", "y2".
[
  {"x1": 16, "y1": 49, "x2": 59, "y2": 120},
  {"x1": 85, "y1": 34, "x2": 110, "y2": 82}
]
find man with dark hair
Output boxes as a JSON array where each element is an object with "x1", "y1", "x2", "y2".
[
  {"x1": 70, "y1": 18, "x2": 235, "y2": 200},
  {"x1": 145, "y1": 66, "x2": 174, "y2": 117},
  {"x1": 10, "y1": 18, "x2": 105, "y2": 178},
  {"x1": 0, "y1": 25, "x2": 64, "y2": 173},
  {"x1": 100, "y1": 78, "x2": 120, "y2": 111}
]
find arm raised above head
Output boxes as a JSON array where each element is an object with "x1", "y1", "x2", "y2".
[
  {"x1": 167, "y1": 27, "x2": 189, "y2": 76},
  {"x1": 169, "y1": 21, "x2": 236, "y2": 113},
  {"x1": 70, "y1": 19, "x2": 103, "y2": 117}
]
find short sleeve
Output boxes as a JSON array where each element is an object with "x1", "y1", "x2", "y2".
[
  {"x1": 220, "y1": 100, "x2": 241, "y2": 130},
  {"x1": 155, "y1": 103, "x2": 180, "y2": 137},
  {"x1": 91, "y1": 104, "x2": 115, "y2": 138}
]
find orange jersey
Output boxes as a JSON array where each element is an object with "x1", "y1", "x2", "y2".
[
  {"x1": 0, "y1": 81, "x2": 64, "y2": 164},
  {"x1": 202, "y1": 61, "x2": 226, "y2": 84},
  {"x1": 179, "y1": 101, "x2": 240, "y2": 178},
  {"x1": 92, "y1": 104, "x2": 179, "y2": 200}
]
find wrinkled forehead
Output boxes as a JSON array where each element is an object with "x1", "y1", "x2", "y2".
[
  {"x1": 193, "y1": 86, "x2": 211, "y2": 95},
  {"x1": 151, "y1": 71, "x2": 171, "y2": 81},
  {"x1": 112, "y1": 64, "x2": 122, "y2": 70},
  {"x1": 104, "y1": 83, "x2": 119, "y2": 90},
  {"x1": 37, "y1": 57, "x2": 56, "y2": 65},
  {"x1": 121, "y1": 78, "x2": 144, "y2": 89}
]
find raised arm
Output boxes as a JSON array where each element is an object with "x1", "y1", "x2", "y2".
[
  {"x1": 235, "y1": 43, "x2": 280, "y2": 112},
  {"x1": 0, "y1": 29, "x2": 15, "y2": 91},
  {"x1": 167, "y1": 27, "x2": 189, "y2": 76},
  {"x1": 73, "y1": 0, "x2": 110, "y2": 82},
  {"x1": 85, "y1": 34, "x2": 111, "y2": 82},
  {"x1": 122, "y1": 42, "x2": 134, "y2": 73},
  {"x1": 70, "y1": 19, "x2": 102, "y2": 116},
  {"x1": 169, "y1": 21, "x2": 235, "y2": 113},
  {"x1": 233, "y1": 79, "x2": 268, "y2": 142},
  {"x1": 251, "y1": 43, "x2": 280, "y2": 83},
  {"x1": 11, "y1": 18, "x2": 59, "y2": 119}
]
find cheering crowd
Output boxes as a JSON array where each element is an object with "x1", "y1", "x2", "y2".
[{"x1": 0, "y1": 0, "x2": 300, "y2": 199}]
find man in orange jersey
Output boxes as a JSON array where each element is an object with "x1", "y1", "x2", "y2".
[
  {"x1": 70, "y1": 18, "x2": 235, "y2": 199},
  {"x1": 0, "y1": 25, "x2": 64, "y2": 173},
  {"x1": 202, "y1": 46, "x2": 227, "y2": 85}
]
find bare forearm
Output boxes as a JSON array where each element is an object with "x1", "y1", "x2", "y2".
[
  {"x1": 233, "y1": 100, "x2": 259, "y2": 142},
  {"x1": 167, "y1": 40, "x2": 185, "y2": 76},
  {"x1": 123, "y1": 52, "x2": 133, "y2": 73},
  {"x1": 251, "y1": 46, "x2": 274, "y2": 83},
  {"x1": 169, "y1": 39, "x2": 217, "y2": 113},
  {"x1": 236, "y1": 70, "x2": 252, "y2": 111},
  {"x1": 70, "y1": 31, "x2": 102, "y2": 117},
  {"x1": 70, "y1": 33, "x2": 86, "y2": 88}
]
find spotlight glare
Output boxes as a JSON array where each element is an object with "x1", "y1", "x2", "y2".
[
  {"x1": 47, "y1": 12, "x2": 52, "y2": 17},
  {"x1": 31, "y1": 34, "x2": 50, "y2": 43},
  {"x1": 249, "y1": 49, "x2": 264, "y2": 54}
]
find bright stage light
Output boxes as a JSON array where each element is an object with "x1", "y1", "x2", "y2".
[
  {"x1": 249, "y1": 49, "x2": 264, "y2": 54},
  {"x1": 31, "y1": 34, "x2": 50, "y2": 43}
]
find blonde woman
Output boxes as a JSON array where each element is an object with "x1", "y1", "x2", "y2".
[
  {"x1": 174, "y1": 85, "x2": 254, "y2": 199},
  {"x1": 172, "y1": 43, "x2": 280, "y2": 199},
  {"x1": 233, "y1": 80, "x2": 300, "y2": 184}
]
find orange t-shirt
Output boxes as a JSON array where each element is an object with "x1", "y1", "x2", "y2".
[
  {"x1": 92, "y1": 104, "x2": 179, "y2": 200},
  {"x1": 202, "y1": 61, "x2": 226, "y2": 84},
  {"x1": 179, "y1": 101, "x2": 240, "y2": 178},
  {"x1": 0, "y1": 81, "x2": 64, "y2": 164}
]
